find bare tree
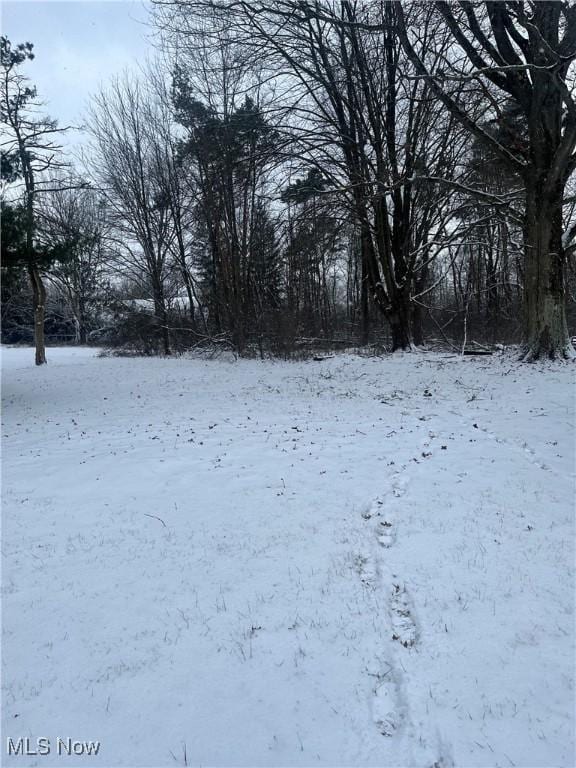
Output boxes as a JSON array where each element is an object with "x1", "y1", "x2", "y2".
[
  {"x1": 38, "y1": 186, "x2": 110, "y2": 344},
  {"x1": 396, "y1": 1, "x2": 576, "y2": 360},
  {"x1": 146, "y1": 63, "x2": 203, "y2": 328},
  {"x1": 87, "y1": 74, "x2": 176, "y2": 355}
]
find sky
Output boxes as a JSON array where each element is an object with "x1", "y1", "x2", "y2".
[{"x1": 2, "y1": 1, "x2": 153, "y2": 149}]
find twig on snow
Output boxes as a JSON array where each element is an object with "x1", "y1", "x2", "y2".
[{"x1": 143, "y1": 513, "x2": 167, "y2": 528}]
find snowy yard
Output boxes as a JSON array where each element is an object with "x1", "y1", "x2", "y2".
[{"x1": 2, "y1": 347, "x2": 574, "y2": 768}]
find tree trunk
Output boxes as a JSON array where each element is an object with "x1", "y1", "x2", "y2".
[
  {"x1": 73, "y1": 299, "x2": 87, "y2": 345},
  {"x1": 160, "y1": 309, "x2": 171, "y2": 356},
  {"x1": 412, "y1": 303, "x2": 424, "y2": 347},
  {"x1": 231, "y1": 313, "x2": 246, "y2": 355},
  {"x1": 73, "y1": 316, "x2": 81, "y2": 345},
  {"x1": 153, "y1": 288, "x2": 171, "y2": 356},
  {"x1": 28, "y1": 263, "x2": 47, "y2": 365},
  {"x1": 360, "y1": 234, "x2": 370, "y2": 345},
  {"x1": 183, "y1": 278, "x2": 196, "y2": 327},
  {"x1": 522, "y1": 186, "x2": 572, "y2": 360},
  {"x1": 389, "y1": 293, "x2": 413, "y2": 352}
]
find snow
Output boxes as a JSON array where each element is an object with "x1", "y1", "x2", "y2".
[{"x1": 2, "y1": 346, "x2": 574, "y2": 767}]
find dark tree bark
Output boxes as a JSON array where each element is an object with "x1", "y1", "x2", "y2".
[
  {"x1": 28, "y1": 263, "x2": 47, "y2": 365},
  {"x1": 26, "y1": 177, "x2": 47, "y2": 365},
  {"x1": 523, "y1": 182, "x2": 570, "y2": 358}
]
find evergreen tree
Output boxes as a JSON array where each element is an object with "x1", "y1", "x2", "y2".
[{"x1": 1, "y1": 36, "x2": 73, "y2": 363}]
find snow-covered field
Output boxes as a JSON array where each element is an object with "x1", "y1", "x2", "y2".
[{"x1": 2, "y1": 346, "x2": 574, "y2": 768}]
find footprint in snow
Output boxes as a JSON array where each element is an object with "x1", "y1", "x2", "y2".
[
  {"x1": 362, "y1": 499, "x2": 395, "y2": 547},
  {"x1": 372, "y1": 675, "x2": 402, "y2": 736},
  {"x1": 354, "y1": 553, "x2": 378, "y2": 587},
  {"x1": 392, "y1": 474, "x2": 409, "y2": 498},
  {"x1": 431, "y1": 757, "x2": 455, "y2": 768},
  {"x1": 377, "y1": 519, "x2": 395, "y2": 548},
  {"x1": 390, "y1": 584, "x2": 417, "y2": 648},
  {"x1": 362, "y1": 498, "x2": 384, "y2": 520}
]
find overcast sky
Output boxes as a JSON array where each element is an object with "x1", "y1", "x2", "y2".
[{"x1": 3, "y1": 1, "x2": 153, "y2": 148}]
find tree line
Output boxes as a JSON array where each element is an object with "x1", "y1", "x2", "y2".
[{"x1": 2, "y1": 1, "x2": 576, "y2": 363}]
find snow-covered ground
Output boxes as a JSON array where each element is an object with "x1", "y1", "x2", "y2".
[{"x1": 2, "y1": 346, "x2": 574, "y2": 768}]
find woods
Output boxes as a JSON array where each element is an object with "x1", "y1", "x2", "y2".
[
  {"x1": 2, "y1": 2, "x2": 576, "y2": 361},
  {"x1": 2, "y1": 5, "x2": 575, "y2": 765}
]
